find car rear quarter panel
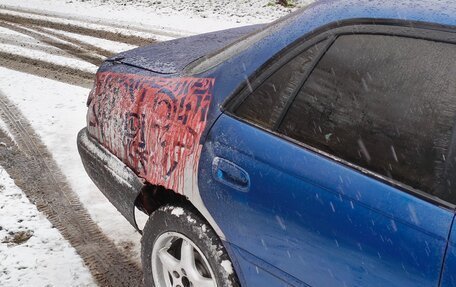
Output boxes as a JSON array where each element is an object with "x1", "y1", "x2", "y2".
[{"x1": 87, "y1": 70, "x2": 214, "y2": 195}]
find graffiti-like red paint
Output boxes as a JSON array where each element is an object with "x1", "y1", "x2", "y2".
[{"x1": 87, "y1": 72, "x2": 214, "y2": 193}]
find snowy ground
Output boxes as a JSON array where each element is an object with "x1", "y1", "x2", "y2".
[
  {"x1": 0, "y1": 0, "x2": 308, "y2": 285},
  {"x1": 0, "y1": 167, "x2": 96, "y2": 286},
  {"x1": 0, "y1": 0, "x2": 312, "y2": 29}
]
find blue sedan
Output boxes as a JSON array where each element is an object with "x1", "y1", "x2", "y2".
[{"x1": 77, "y1": 0, "x2": 456, "y2": 286}]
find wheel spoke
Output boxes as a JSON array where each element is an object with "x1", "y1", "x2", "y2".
[
  {"x1": 180, "y1": 239, "x2": 196, "y2": 271},
  {"x1": 191, "y1": 276, "x2": 216, "y2": 287},
  {"x1": 180, "y1": 240, "x2": 216, "y2": 287},
  {"x1": 158, "y1": 248, "x2": 180, "y2": 273}
]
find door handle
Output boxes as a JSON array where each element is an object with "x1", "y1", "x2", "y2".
[{"x1": 212, "y1": 157, "x2": 250, "y2": 192}]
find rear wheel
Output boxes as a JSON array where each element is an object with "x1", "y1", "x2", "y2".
[{"x1": 141, "y1": 204, "x2": 240, "y2": 287}]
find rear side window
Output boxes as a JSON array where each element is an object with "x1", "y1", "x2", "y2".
[
  {"x1": 278, "y1": 34, "x2": 456, "y2": 198},
  {"x1": 235, "y1": 41, "x2": 326, "y2": 129}
]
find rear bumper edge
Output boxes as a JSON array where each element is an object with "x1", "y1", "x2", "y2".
[{"x1": 77, "y1": 127, "x2": 144, "y2": 230}]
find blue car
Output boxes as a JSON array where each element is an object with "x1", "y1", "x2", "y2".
[{"x1": 77, "y1": 0, "x2": 456, "y2": 286}]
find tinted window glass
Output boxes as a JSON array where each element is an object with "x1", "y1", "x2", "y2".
[
  {"x1": 279, "y1": 34, "x2": 456, "y2": 198},
  {"x1": 235, "y1": 41, "x2": 325, "y2": 129}
]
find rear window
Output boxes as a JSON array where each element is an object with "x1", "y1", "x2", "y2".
[{"x1": 185, "y1": 6, "x2": 309, "y2": 74}]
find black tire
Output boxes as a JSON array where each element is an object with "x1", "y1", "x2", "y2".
[{"x1": 141, "y1": 204, "x2": 240, "y2": 287}]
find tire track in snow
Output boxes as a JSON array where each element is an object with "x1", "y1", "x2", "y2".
[
  {"x1": 0, "y1": 50, "x2": 94, "y2": 88},
  {"x1": 0, "y1": 33, "x2": 69, "y2": 56},
  {"x1": 0, "y1": 10, "x2": 155, "y2": 46},
  {"x1": 31, "y1": 26, "x2": 115, "y2": 58},
  {"x1": 0, "y1": 5, "x2": 190, "y2": 39},
  {"x1": 0, "y1": 91, "x2": 143, "y2": 286},
  {"x1": 0, "y1": 20, "x2": 104, "y2": 66}
]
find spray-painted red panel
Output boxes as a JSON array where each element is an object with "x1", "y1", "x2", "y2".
[{"x1": 87, "y1": 72, "x2": 214, "y2": 193}]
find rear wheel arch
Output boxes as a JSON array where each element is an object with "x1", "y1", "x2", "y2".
[
  {"x1": 135, "y1": 184, "x2": 188, "y2": 217},
  {"x1": 134, "y1": 184, "x2": 221, "y2": 239}
]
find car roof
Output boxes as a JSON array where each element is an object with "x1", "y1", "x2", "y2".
[
  {"x1": 188, "y1": 0, "x2": 456, "y2": 76},
  {"x1": 299, "y1": 0, "x2": 456, "y2": 28}
]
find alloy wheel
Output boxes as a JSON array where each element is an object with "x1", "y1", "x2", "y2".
[{"x1": 151, "y1": 231, "x2": 217, "y2": 287}]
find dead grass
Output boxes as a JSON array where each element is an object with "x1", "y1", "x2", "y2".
[{"x1": 2, "y1": 230, "x2": 34, "y2": 245}]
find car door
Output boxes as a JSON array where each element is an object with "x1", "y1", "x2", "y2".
[
  {"x1": 441, "y1": 225, "x2": 456, "y2": 287},
  {"x1": 199, "y1": 26, "x2": 456, "y2": 286}
]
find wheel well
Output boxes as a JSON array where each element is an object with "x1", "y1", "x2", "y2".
[
  {"x1": 135, "y1": 184, "x2": 193, "y2": 216},
  {"x1": 134, "y1": 183, "x2": 225, "y2": 243}
]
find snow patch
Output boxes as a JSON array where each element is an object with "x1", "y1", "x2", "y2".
[
  {"x1": 171, "y1": 207, "x2": 185, "y2": 217},
  {"x1": 186, "y1": 216, "x2": 197, "y2": 224},
  {"x1": 221, "y1": 260, "x2": 234, "y2": 275}
]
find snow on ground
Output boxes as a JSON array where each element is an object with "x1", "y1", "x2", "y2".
[
  {"x1": 0, "y1": 66, "x2": 142, "y2": 262},
  {"x1": 0, "y1": 167, "x2": 96, "y2": 287},
  {"x1": 72, "y1": 0, "x2": 312, "y2": 23},
  {"x1": 0, "y1": 0, "x2": 310, "y2": 35}
]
